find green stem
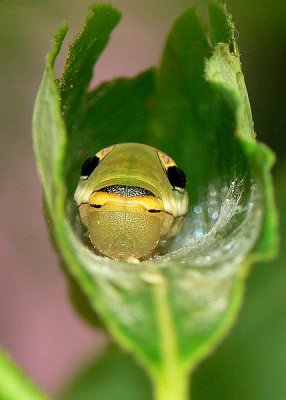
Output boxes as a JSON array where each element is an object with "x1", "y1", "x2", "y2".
[
  {"x1": 154, "y1": 374, "x2": 189, "y2": 400},
  {"x1": 152, "y1": 279, "x2": 190, "y2": 400}
]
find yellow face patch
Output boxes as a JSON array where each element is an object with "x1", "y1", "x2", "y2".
[{"x1": 74, "y1": 143, "x2": 188, "y2": 261}]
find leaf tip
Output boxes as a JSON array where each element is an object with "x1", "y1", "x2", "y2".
[
  {"x1": 88, "y1": 2, "x2": 122, "y2": 24},
  {"x1": 47, "y1": 22, "x2": 69, "y2": 67},
  {"x1": 208, "y1": 0, "x2": 236, "y2": 52}
]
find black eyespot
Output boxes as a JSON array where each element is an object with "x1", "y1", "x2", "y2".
[
  {"x1": 148, "y1": 209, "x2": 161, "y2": 213},
  {"x1": 167, "y1": 166, "x2": 186, "y2": 190},
  {"x1": 90, "y1": 204, "x2": 102, "y2": 208},
  {"x1": 80, "y1": 156, "x2": 99, "y2": 178}
]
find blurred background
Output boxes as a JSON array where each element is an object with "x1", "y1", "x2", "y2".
[{"x1": 0, "y1": 0, "x2": 285, "y2": 398}]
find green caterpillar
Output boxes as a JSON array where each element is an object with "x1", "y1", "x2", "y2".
[{"x1": 75, "y1": 143, "x2": 188, "y2": 261}]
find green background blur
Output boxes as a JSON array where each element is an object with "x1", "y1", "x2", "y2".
[{"x1": 0, "y1": 1, "x2": 285, "y2": 398}]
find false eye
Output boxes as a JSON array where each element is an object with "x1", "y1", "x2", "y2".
[
  {"x1": 80, "y1": 156, "x2": 100, "y2": 178},
  {"x1": 167, "y1": 166, "x2": 186, "y2": 190}
]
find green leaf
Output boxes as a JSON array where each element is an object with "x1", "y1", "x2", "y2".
[
  {"x1": 208, "y1": 1, "x2": 235, "y2": 52},
  {"x1": 206, "y1": 1, "x2": 277, "y2": 260},
  {"x1": 192, "y1": 164, "x2": 286, "y2": 400},
  {"x1": 59, "y1": 4, "x2": 121, "y2": 133},
  {"x1": 59, "y1": 345, "x2": 152, "y2": 400},
  {"x1": 0, "y1": 350, "x2": 49, "y2": 400},
  {"x1": 33, "y1": 23, "x2": 68, "y2": 219},
  {"x1": 150, "y1": 5, "x2": 247, "y2": 203},
  {"x1": 33, "y1": 2, "x2": 277, "y2": 400}
]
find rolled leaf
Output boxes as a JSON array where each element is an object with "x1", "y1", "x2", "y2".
[{"x1": 32, "y1": 2, "x2": 277, "y2": 399}]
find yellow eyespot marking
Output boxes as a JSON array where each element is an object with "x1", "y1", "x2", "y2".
[
  {"x1": 95, "y1": 145, "x2": 114, "y2": 161},
  {"x1": 158, "y1": 150, "x2": 177, "y2": 170},
  {"x1": 74, "y1": 143, "x2": 188, "y2": 261}
]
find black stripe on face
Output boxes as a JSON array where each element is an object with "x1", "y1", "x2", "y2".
[{"x1": 99, "y1": 185, "x2": 155, "y2": 197}]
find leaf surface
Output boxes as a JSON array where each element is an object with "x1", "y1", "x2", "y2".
[{"x1": 33, "y1": 2, "x2": 277, "y2": 399}]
